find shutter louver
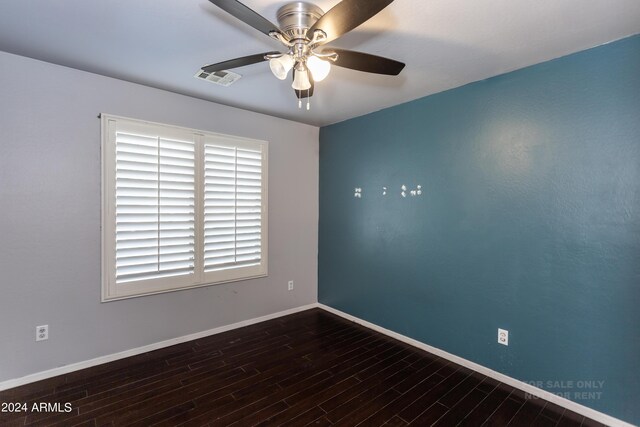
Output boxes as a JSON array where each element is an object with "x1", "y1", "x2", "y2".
[
  {"x1": 204, "y1": 144, "x2": 262, "y2": 271},
  {"x1": 115, "y1": 132, "x2": 195, "y2": 283}
]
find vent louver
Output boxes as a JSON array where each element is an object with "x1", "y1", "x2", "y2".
[{"x1": 195, "y1": 69, "x2": 242, "y2": 86}]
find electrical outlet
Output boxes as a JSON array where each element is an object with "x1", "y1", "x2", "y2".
[
  {"x1": 288, "y1": 280, "x2": 294, "y2": 291},
  {"x1": 498, "y1": 328, "x2": 509, "y2": 346},
  {"x1": 36, "y1": 325, "x2": 49, "y2": 342}
]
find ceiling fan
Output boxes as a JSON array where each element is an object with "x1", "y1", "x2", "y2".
[{"x1": 202, "y1": 0, "x2": 405, "y2": 109}]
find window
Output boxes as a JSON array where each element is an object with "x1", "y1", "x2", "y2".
[{"x1": 101, "y1": 115, "x2": 267, "y2": 301}]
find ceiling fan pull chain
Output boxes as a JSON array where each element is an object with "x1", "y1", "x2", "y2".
[{"x1": 298, "y1": 99, "x2": 302, "y2": 109}]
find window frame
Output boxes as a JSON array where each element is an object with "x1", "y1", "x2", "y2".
[{"x1": 101, "y1": 114, "x2": 268, "y2": 302}]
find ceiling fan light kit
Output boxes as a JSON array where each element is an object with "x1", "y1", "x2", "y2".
[
  {"x1": 292, "y1": 66, "x2": 312, "y2": 91},
  {"x1": 307, "y1": 55, "x2": 331, "y2": 81},
  {"x1": 204, "y1": 0, "x2": 405, "y2": 109},
  {"x1": 269, "y1": 54, "x2": 295, "y2": 80}
]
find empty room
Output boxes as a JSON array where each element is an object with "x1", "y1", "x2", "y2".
[{"x1": 0, "y1": 0, "x2": 638, "y2": 426}]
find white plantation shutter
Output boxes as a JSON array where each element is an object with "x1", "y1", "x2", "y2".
[
  {"x1": 102, "y1": 115, "x2": 267, "y2": 301},
  {"x1": 204, "y1": 145, "x2": 263, "y2": 271},
  {"x1": 115, "y1": 133, "x2": 195, "y2": 283}
]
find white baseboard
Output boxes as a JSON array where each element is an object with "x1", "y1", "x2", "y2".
[
  {"x1": 318, "y1": 303, "x2": 634, "y2": 427},
  {"x1": 0, "y1": 304, "x2": 317, "y2": 392},
  {"x1": 1, "y1": 302, "x2": 633, "y2": 427}
]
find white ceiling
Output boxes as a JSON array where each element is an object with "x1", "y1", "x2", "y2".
[{"x1": 0, "y1": 0, "x2": 638, "y2": 126}]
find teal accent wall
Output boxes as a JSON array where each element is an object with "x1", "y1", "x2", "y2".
[{"x1": 319, "y1": 35, "x2": 640, "y2": 424}]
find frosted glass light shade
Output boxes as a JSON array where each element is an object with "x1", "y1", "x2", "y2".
[
  {"x1": 269, "y1": 55, "x2": 294, "y2": 80},
  {"x1": 307, "y1": 56, "x2": 331, "y2": 82},
  {"x1": 292, "y1": 68, "x2": 312, "y2": 91}
]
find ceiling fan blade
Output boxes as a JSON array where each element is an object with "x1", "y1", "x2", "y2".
[
  {"x1": 330, "y1": 48, "x2": 405, "y2": 75},
  {"x1": 308, "y1": 0, "x2": 395, "y2": 44},
  {"x1": 208, "y1": 0, "x2": 285, "y2": 39},
  {"x1": 202, "y1": 51, "x2": 280, "y2": 73}
]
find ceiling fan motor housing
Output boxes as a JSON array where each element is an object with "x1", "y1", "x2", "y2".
[{"x1": 276, "y1": 2, "x2": 324, "y2": 40}]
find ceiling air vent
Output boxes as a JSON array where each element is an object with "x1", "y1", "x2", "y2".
[{"x1": 195, "y1": 69, "x2": 242, "y2": 86}]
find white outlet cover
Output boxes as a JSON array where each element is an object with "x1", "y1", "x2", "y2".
[
  {"x1": 36, "y1": 324, "x2": 49, "y2": 342},
  {"x1": 288, "y1": 281, "x2": 294, "y2": 291},
  {"x1": 498, "y1": 328, "x2": 509, "y2": 346}
]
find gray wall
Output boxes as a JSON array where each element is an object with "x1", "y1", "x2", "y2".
[{"x1": 0, "y1": 51, "x2": 319, "y2": 382}]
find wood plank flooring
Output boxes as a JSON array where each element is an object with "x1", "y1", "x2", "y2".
[{"x1": 0, "y1": 308, "x2": 607, "y2": 426}]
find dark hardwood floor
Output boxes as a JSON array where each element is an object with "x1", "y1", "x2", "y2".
[{"x1": 0, "y1": 308, "x2": 606, "y2": 426}]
